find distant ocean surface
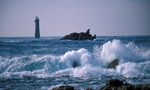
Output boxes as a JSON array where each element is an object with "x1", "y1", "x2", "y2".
[{"x1": 0, "y1": 36, "x2": 150, "y2": 90}]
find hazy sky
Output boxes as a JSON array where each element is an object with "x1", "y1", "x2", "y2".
[{"x1": 0, "y1": 0, "x2": 150, "y2": 37}]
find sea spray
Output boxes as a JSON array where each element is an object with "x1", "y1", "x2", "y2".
[
  {"x1": 116, "y1": 61, "x2": 150, "y2": 78},
  {"x1": 61, "y1": 48, "x2": 95, "y2": 67},
  {"x1": 1, "y1": 39, "x2": 150, "y2": 79},
  {"x1": 0, "y1": 37, "x2": 150, "y2": 89},
  {"x1": 101, "y1": 40, "x2": 141, "y2": 64}
]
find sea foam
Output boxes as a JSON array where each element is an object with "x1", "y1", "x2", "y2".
[
  {"x1": 0, "y1": 39, "x2": 150, "y2": 79},
  {"x1": 100, "y1": 40, "x2": 141, "y2": 65},
  {"x1": 61, "y1": 48, "x2": 95, "y2": 67}
]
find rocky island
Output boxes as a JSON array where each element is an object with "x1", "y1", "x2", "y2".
[{"x1": 61, "y1": 29, "x2": 96, "y2": 40}]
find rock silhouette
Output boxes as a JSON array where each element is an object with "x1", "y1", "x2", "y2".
[
  {"x1": 107, "y1": 59, "x2": 119, "y2": 69},
  {"x1": 61, "y1": 29, "x2": 96, "y2": 40}
]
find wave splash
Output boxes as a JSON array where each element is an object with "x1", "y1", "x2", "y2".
[{"x1": 0, "y1": 40, "x2": 150, "y2": 79}]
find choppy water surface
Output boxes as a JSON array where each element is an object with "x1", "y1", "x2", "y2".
[{"x1": 0, "y1": 36, "x2": 150, "y2": 90}]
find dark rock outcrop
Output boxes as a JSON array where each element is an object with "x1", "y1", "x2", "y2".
[
  {"x1": 107, "y1": 59, "x2": 119, "y2": 69},
  {"x1": 100, "y1": 79, "x2": 150, "y2": 90},
  {"x1": 52, "y1": 86, "x2": 74, "y2": 90},
  {"x1": 61, "y1": 29, "x2": 96, "y2": 40},
  {"x1": 106, "y1": 79, "x2": 123, "y2": 87},
  {"x1": 72, "y1": 60, "x2": 80, "y2": 68}
]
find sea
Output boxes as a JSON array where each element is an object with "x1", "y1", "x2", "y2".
[{"x1": 0, "y1": 36, "x2": 150, "y2": 90}]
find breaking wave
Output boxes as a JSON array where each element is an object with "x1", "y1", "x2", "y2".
[{"x1": 0, "y1": 40, "x2": 150, "y2": 79}]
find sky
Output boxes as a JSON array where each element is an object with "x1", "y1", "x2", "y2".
[{"x1": 0, "y1": 0, "x2": 150, "y2": 37}]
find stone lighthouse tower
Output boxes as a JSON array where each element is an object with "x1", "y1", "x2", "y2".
[{"x1": 35, "y1": 17, "x2": 40, "y2": 38}]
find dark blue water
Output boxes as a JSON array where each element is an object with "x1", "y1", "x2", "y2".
[{"x1": 0, "y1": 36, "x2": 150, "y2": 90}]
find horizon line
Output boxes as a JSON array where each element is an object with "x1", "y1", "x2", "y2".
[{"x1": 0, "y1": 35, "x2": 150, "y2": 38}]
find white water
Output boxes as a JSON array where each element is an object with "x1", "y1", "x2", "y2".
[{"x1": 0, "y1": 40, "x2": 150, "y2": 79}]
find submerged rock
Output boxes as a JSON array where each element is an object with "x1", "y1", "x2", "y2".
[
  {"x1": 61, "y1": 29, "x2": 96, "y2": 40},
  {"x1": 107, "y1": 59, "x2": 119, "y2": 69},
  {"x1": 52, "y1": 86, "x2": 74, "y2": 90},
  {"x1": 72, "y1": 60, "x2": 79, "y2": 68}
]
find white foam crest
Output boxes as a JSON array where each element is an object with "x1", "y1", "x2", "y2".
[
  {"x1": 125, "y1": 42, "x2": 150, "y2": 60},
  {"x1": 143, "y1": 50, "x2": 150, "y2": 59},
  {"x1": 43, "y1": 48, "x2": 121, "y2": 78},
  {"x1": 72, "y1": 65, "x2": 118, "y2": 78},
  {"x1": 116, "y1": 61, "x2": 150, "y2": 78},
  {"x1": 48, "y1": 65, "x2": 119, "y2": 78},
  {"x1": 102, "y1": 40, "x2": 141, "y2": 64},
  {"x1": 60, "y1": 48, "x2": 96, "y2": 67},
  {"x1": 6, "y1": 56, "x2": 45, "y2": 72},
  {"x1": 50, "y1": 68, "x2": 73, "y2": 77},
  {"x1": 93, "y1": 40, "x2": 147, "y2": 67},
  {"x1": 0, "y1": 55, "x2": 58, "y2": 78},
  {"x1": 0, "y1": 70, "x2": 45, "y2": 79},
  {"x1": 72, "y1": 65, "x2": 101, "y2": 77},
  {"x1": 42, "y1": 48, "x2": 119, "y2": 78},
  {"x1": 0, "y1": 48, "x2": 99, "y2": 78},
  {"x1": 1, "y1": 42, "x2": 150, "y2": 79}
]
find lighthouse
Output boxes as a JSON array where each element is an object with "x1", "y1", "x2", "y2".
[{"x1": 35, "y1": 17, "x2": 40, "y2": 38}]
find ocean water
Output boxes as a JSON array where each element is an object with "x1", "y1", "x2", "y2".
[{"x1": 0, "y1": 36, "x2": 150, "y2": 90}]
